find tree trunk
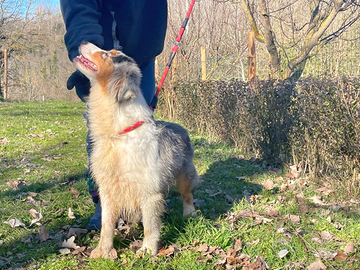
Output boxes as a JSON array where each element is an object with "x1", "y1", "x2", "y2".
[{"x1": 258, "y1": 0, "x2": 281, "y2": 78}]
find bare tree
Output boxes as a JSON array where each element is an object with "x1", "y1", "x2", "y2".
[
  {"x1": 237, "y1": 0, "x2": 360, "y2": 79},
  {"x1": 0, "y1": 0, "x2": 34, "y2": 98}
]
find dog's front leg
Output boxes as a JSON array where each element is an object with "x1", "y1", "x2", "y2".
[
  {"x1": 139, "y1": 194, "x2": 165, "y2": 256},
  {"x1": 90, "y1": 199, "x2": 117, "y2": 259}
]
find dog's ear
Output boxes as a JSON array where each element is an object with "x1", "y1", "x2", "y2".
[{"x1": 107, "y1": 65, "x2": 142, "y2": 103}]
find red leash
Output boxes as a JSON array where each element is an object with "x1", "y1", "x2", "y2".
[
  {"x1": 150, "y1": 0, "x2": 196, "y2": 110},
  {"x1": 120, "y1": 0, "x2": 196, "y2": 134}
]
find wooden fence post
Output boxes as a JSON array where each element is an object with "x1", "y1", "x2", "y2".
[
  {"x1": 201, "y1": 46, "x2": 206, "y2": 81},
  {"x1": 3, "y1": 49, "x2": 8, "y2": 99},
  {"x1": 248, "y1": 31, "x2": 256, "y2": 86},
  {"x1": 155, "y1": 58, "x2": 160, "y2": 81}
]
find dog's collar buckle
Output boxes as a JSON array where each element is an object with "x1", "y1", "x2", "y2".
[{"x1": 118, "y1": 120, "x2": 144, "y2": 135}]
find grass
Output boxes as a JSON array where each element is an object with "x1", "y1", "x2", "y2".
[{"x1": 0, "y1": 100, "x2": 359, "y2": 269}]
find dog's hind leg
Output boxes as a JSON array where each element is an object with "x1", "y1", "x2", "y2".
[
  {"x1": 90, "y1": 198, "x2": 118, "y2": 259},
  {"x1": 176, "y1": 166, "x2": 198, "y2": 217},
  {"x1": 139, "y1": 194, "x2": 165, "y2": 255}
]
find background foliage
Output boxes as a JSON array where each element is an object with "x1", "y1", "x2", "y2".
[{"x1": 157, "y1": 77, "x2": 360, "y2": 198}]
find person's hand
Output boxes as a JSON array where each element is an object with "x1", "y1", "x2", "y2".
[{"x1": 67, "y1": 70, "x2": 90, "y2": 102}]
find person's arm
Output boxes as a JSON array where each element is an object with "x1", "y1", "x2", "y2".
[{"x1": 60, "y1": 0, "x2": 104, "y2": 61}]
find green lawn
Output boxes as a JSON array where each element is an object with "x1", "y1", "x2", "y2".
[{"x1": 0, "y1": 101, "x2": 359, "y2": 269}]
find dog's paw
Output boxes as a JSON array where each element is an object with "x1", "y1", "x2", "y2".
[
  {"x1": 136, "y1": 244, "x2": 157, "y2": 257},
  {"x1": 90, "y1": 247, "x2": 117, "y2": 259},
  {"x1": 183, "y1": 204, "x2": 196, "y2": 217}
]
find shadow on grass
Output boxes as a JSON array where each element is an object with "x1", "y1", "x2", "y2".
[
  {"x1": 161, "y1": 155, "x2": 264, "y2": 247},
  {"x1": 1, "y1": 150, "x2": 278, "y2": 269},
  {"x1": 0, "y1": 173, "x2": 93, "y2": 270}
]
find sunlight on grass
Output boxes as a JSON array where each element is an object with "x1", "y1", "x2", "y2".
[{"x1": 0, "y1": 101, "x2": 359, "y2": 269}]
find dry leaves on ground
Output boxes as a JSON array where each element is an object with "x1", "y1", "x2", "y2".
[
  {"x1": 3, "y1": 218, "x2": 26, "y2": 229},
  {"x1": 69, "y1": 187, "x2": 80, "y2": 198},
  {"x1": 307, "y1": 259, "x2": 327, "y2": 270},
  {"x1": 28, "y1": 209, "x2": 43, "y2": 226},
  {"x1": 39, "y1": 226, "x2": 49, "y2": 242}
]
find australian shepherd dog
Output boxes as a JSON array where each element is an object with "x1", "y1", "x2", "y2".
[{"x1": 74, "y1": 42, "x2": 198, "y2": 258}]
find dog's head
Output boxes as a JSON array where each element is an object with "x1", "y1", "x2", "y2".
[{"x1": 74, "y1": 42, "x2": 141, "y2": 99}]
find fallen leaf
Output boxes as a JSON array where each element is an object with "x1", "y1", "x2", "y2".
[
  {"x1": 287, "y1": 214, "x2": 300, "y2": 225},
  {"x1": 68, "y1": 208, "x2": 76, "y2": 219},
  {"x1": 265, "y1": 209, "x2": 278, "y2": 217},
  {"x1": 226, "y1": 255, "x2": 236, "y2": 265},
  {"x1": 195, "y1": 243, "x2": 209, "y2": 253},
  {"x1": 286, "y1": 172, "x2": 295, "y2": 179},
  {"x1": 280, "y1": 184, "x2": 288, "y2": 192},
  {"x1": 312, "y1": 237, "x2": 323, "y2": 244},
  {"x1": 278, "y1": 249, "x2": 289, "y2": 259},
  {"x1": 243, "y1": 256, "x2": 269, "y2": 270},
  {"x1": 28, "y1": 209, "x2": 43, "y2": 226},
  {"x1": 61, "y1": 236, "x2": 80, "y2": 249},
  {"x1": 192, "y1": 240, "x2": 200, "y2": 246},
  {"x1": 307, "y1": 259, "x2": 327, "y2": 270},
  {"x1": 258, "y1": 216, "x2": 273, "y2": 224},
  {"x1": 4, "y1": 218, "x2": 26, "y2": 228},
  {"x1": 67, "y1": 228, "x2": 88, "y2": 238},
  {"x1": 310, "y1": 195, "x2": 327, "y2": 206},
  {"x1": 232, "y1": 237, "x2": 242, "y2": 252},
  {"x1": 320, "y1": 231, "x2": 333, "y2": 241},
  {"x1": 238, "y1": 209, "x2": 260, "y2": 218},
  {"x1": 157, "y1": 245, "x2": 179, "y2": 256},
  {"x1": 129, "y1": 240, "x2": 143, "y2": 253},
  {"x1": 7, "y1": 180, "x2": 19, "y2": 190},
  {"x1": 27, "y1": 191, "x2": 38, "y2": 197},
  {"x1": 314, "y1": 250, "x2": 336, "y2": 260},
  {"x1": 72, "y1": 246, "x2": 86, "y2": 255},
  {"x1": 263, "y1": 179, "x2": 274, "y2": 190},
  {"x1": 39, "y1": 226, "x2": 49, "y2": 242},
  {"x1": 344, "y1": 242, "x2": 354, "y2": 254},
  {"x1": 226, "y1": 247, "x2": 236, "y2": 257},
  {"x1": 316, "y1": 186, "x2": 333, "y2": 196},
  {"x1": 26, "y1": 196, "x2": 40, "y2": 206},
  {"x1": 69, "y1": 187, "x2": 80, "y2": 198},
  {"x1": 59, "y1": 248, "x2": 71, "y2": 254},
  {"x1": 334, "y1": 250, "x2": 347, "y2": 261},
  {"x1": 298, "y1": 200, "x2": 309, "y2": 215}
]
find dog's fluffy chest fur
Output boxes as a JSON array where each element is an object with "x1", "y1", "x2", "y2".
[{"x1": 74, "y1": 43, "x2": 198, "y2": 258}]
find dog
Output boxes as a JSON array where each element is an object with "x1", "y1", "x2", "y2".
[{"x1": 74, "y1": 42, "x2": 198, "y2": 259}]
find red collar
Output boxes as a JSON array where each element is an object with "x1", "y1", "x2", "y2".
[{"x1": 118, "y1": 120, "x2": 144, "y2": 135}]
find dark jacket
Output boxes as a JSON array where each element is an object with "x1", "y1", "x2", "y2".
[{"x1": 60, "y1": 0, "x2": 167, "y2": 66}]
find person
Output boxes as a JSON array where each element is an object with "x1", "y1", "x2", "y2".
[{"x1": 60, "y1": 0, "x2": 168, "y2": 230}]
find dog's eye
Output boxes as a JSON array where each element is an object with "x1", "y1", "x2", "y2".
[{"x1": 102, "y1": 52, "x2": 112, "y2": 59}]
